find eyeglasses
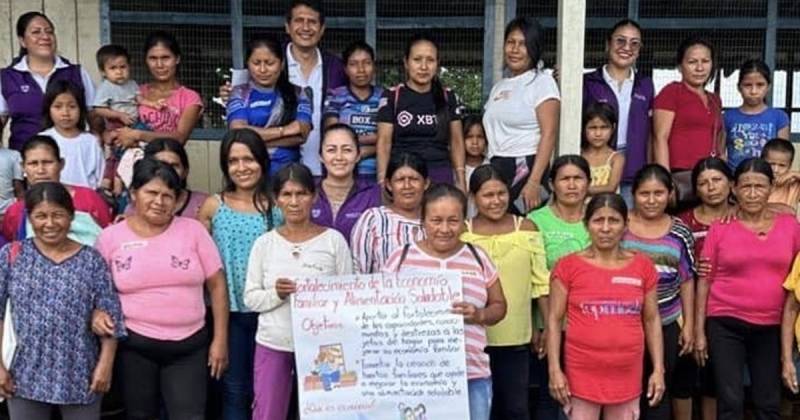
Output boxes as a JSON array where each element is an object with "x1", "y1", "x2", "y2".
[{"x1": 613, "y1": 37, "x2": 642, "y2": 51}]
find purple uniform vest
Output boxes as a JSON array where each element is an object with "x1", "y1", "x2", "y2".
[
  {"x1": 583, "y1": 68, "x2": 654, "y2": 183},
  {"x1": 1, "y1": 57, "x2": 85, "y2": 150},
  {"x1": 311, "y1": 178, "x2": 381, "y2": 243}
]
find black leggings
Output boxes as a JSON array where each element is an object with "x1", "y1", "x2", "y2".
[
  {"x1": 487, "y1": 345, "x2": 530, "y2": 420},
  {"x1": 119, "y1": 327, "x2": 209, "y2": 420}
]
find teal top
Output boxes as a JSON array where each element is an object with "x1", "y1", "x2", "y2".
[{"x1": 211, "y1": 195, "x2": 283, "y2": 312}]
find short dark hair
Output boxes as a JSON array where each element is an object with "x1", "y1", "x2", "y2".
[
  {"x1": 738, "y1": 58, "x2": 771, "y2": 86},
  {"x1": 504, "y1": 17, "x2": 544, "y2": 69},
  {"x1": 130, "y1": 158, "x2": 182, "y2": 194},
  {"x1": 691, "y1": 157, "x2": 733, "y2": 196},
  {"x1": 273, "y1": 162, "x2": 316, "y2": 196},
  {"x1": 469, "y1": 164, "x2": 508, "y2": 196},
  {"x1": 632, "y1": 164, "x2": 674, "y2": 194},
  {"x1": 582, "y1": 102, "x2": 618, "y2": 149},
  {"x1": 342, "y1": 41, "x2": 375, "y2": 63},
  {"x1": 421, "y1": 183, "x2": 468, "y2": 220},
  {"x1": 42, "y1": 80, "x2": 88, "y2": 131},
  {"x1": 606, "y1": 18, "x2": 642, "y2": 43},
  {"x1": 549, "y1": 154, "x2": 591, "y2": 184},
  {"x1": 286, "y1": 0, "x2": 325, "y2": 25},
  {"x1": 96, "y1": 44, "x2": 130, "y2": 72},
  {"x1": 25, "y1": 181, "x2": 74, "y2": 216},
  {"x1": 676, "y1": 36, "x2": 717, "y2": 86},
  {"x1": 21, "y1": 135, "x2": 60, "y2": 162},
  {"x1": 761, "y1": 138, "x2": 794, "y2": 161},
  {"x1": 144, "y1": 30, "x2": 181, "y2": 58},
  {"x1": 735, "y1": 158, "x2": 774, "y2": 184},
  {"x1": 584, "y1": 192, "x2": 628, "y2": 226}
]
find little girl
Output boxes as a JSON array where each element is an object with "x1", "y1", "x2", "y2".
[
  {"x1": 724, "y1": 58, "x2": 790, "y2": 172},
  {"x1": 581, "y1": 102, "x2": 624, "y2": 196},
  {"x1": 463, "y1": 116, "x2": 487, "y2": 218},
  {"x1": 39, "y1": 80, "x2": 105, "y2": 189}
]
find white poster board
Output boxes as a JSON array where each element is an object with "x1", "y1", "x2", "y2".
[{"x1": 291, "y1": 271, "x2": 469, "y2": 420}]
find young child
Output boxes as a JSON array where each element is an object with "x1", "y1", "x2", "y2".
[
  {"x1": 0, "y1": 147, "x2": 23, "y2": 225},
  {"x1": 761, "y1": 138, "x2": 800, "y2": 212},
  {"x1": 92, "y1": 45, "x2": 162, "y2": 198},
  {"x1": 39, "y1": 80, "x2": 105, "y2": 189},
  {"x1": 463, "y1": 116, "x2": 487, "y2": 218},
  {"x1": 581, "y1": 102, "x2": 624, "y2": 196},
  {"x1": 725, "y1": 59, "x2": 790, "y2": 173}
]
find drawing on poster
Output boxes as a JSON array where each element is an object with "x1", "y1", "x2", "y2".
[{"x1": 303, "y1": 343, "x2": 358, "y2": 392}]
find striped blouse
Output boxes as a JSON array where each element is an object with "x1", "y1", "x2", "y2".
[
  {"x1": 382, "y1": 241, "x2": 499, "y2": 380},
  {"x1": 350, "y1": 206, "x2": 425, "y2": 274},
  {"x1": 622, "y1": 218, "x2": 696, "y2": 325}
]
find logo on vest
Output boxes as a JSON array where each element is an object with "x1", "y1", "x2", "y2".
[
  {"x1": 312, "y1": 208, "x2": 321, "y2": 218},
  {"x1": 20, "y1": 85, "x2": 30, "y2": 93},
  {"x1": 397, "y1": 110, "x2": 413, "y2": 127}
]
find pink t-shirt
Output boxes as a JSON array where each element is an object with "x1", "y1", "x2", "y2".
[
  {"x1": 382, "y1": 242, "x2": 498, "y2": 380},
  {"x1": 553, "y1": 252, "x2": 657, "y2": 404},
  {"x1": 701, "y1": 213, "x2": 800, "y2": 325},
  {"x1": 138, "y1": 84, "x2": 203, "y2": 133},
  {"x1": 95, "y1": 216, "x2": 223, "y2": 340}
]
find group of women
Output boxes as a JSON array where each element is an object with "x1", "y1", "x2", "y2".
[{"x1": 0, "y1": 3, "x2": 798, "y2": 420}]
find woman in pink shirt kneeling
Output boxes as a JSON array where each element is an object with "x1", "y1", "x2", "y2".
[
  {"x1": 547, "y1": 192, "x2": 665, "y2": 420},
  {"x1": 95, "y1": 158, "x2": 229, "y2": 420},
  {"x1": 694, "y1": 157, "x2": 800, "y2": 420}
]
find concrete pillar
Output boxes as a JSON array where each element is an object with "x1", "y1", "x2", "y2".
[{"x1": 556, "y1": 0, "x2": 585, "y2": 155}]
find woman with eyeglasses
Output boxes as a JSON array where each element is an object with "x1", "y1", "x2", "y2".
[{"x1": 583, "y1": 18, "x2": 653, "y2": 207}]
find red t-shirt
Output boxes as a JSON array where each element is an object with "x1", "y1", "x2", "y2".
[
  {"x1": 654, "y1": 82, "x2": 722, "y2": 171},
  {"x1": 1, "y1": 185, "x2": 112, "y2": 241},
  {"x1": 553, "y1": 252, "x2": 658, "y2": 404},
  {"x1": 677, "y1": 209, "x2": 708, "y2": 257}
]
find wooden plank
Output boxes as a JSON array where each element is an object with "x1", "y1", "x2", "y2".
[
  {"x1": 75, "y1": 0, "x2": 100, "y2": 83},
  {"x1": 0, "y1": 1, "x2": 13, "y2": 68},
  {"x1": 185, "y1": 140, "x2": 211, "y2": 194},
  {"x1": 42, "y1": 0, "x2": 78, "y2": 63}
]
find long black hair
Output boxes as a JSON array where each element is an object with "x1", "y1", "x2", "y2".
[
  {"x1": 404, "y1": 34, "x2": 447, "y2": 113},
  {"x1": 15, "y1": 12, "x2": 54, "y2": 60},
  {"x1": 42, "y1": 80, "x2": 88, "y2": 131},
  {"x1": 220, "y1": 128, "x2": 275, "y2": 229},
  {"x1": 676, "y1": 36, "x2": 717, "y2": 86},
  {"x1": 504, "y1": 17, "x2": 544, "y2": 70},
  {"x1": 245, "y1": 36, "x2": 298, "y2": 126},
  {"x1": 691, "y1": 157, "x2": 733, "y2": 196}
]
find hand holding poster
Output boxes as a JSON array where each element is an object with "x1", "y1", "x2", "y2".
[{"x1": 291, "y1": 271, "x2": 469, "y2": 420}]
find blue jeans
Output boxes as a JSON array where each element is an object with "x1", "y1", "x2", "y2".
[
  {"x1": 468, "y1": 377, "x2": 492, "y2": 420},
  {"x1": 222, "y1": 312, "x2": 258, "y2": 420}
]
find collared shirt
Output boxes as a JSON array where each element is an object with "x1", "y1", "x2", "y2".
[
  {"x1": 601, "y1": 65, "x2": 634, "y2": 150},
  {"x1": 286, "y1": 43, "x2": 324, "y2": 176},
  {"x1": 0, "y1": 55, "x2": 95, "y2": 114}
]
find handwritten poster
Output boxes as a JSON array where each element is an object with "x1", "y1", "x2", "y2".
[{"x1": 291, "y1": 271, "x2": 469, "y2": 420}]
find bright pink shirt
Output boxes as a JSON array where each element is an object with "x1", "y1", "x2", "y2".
[
  {"x1": 95, "y1": 216, "x2": 223, "y2": 340},
  {"x1": 382, "y1": 242, "x2": 498, "y2": 380},
  {"x1": 653, "y1": 81, "x2": 723, "y2": 170},
  {"x1": 553, "y1": 252, "x2": 657, "y2": 404},
  {"x1": 701, "y1": 213, "x2": 800, "y2": 325},
  {"x1": 138, "y1": 84, "x2": 203, "y2": 133}
]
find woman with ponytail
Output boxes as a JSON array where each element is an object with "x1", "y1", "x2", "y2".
[{"x1": 376, "y1": 34, "x2": 467, "y2": 189}]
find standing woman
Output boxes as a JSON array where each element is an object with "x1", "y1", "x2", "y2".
[
  {"x1": 95, "y1": 159, "x2": 229, "y2": 420},
  {"x1": 0, "y1": 182, "x2": 124, "y2": 420},
  {"x1": 2, "y1": 135, "x2": 112, "y2": 244},
  {"x1": 695, "y1": 158, "x2": 800, "y2": 420},
  {"x1": 244, "y1": 163, "x2": 352, "y2": 420},
  {"x1": 197, "y1": 128, "x2": 282, "y2": 420},
  {"x1": 323, "y1": 41, "x2": 384, "y2": 181},
  {"x1": 0, "y1": 12, "x2": 96, "y2": 151},
  {"x1": 483, "y1": 17, "x2": 559, "y2": 214},
  {"x1": 114, "y1": 31, "x2": 203, "y2": 147},
  {"x1": 376, "y1": 34, "x2": 466, "y2": 189},
  {"x1": 351, "y1": 152, "x2": 429, "y2": 273},
  {"x1": 548, "y1": 193, "x2": 665, "y2": 420},
  {"x1": 383, "y1": 184, "x2": 507, "y2": 420},
  {"x1": 527, "y1": 155, "x2": 591, "y2": 420},
  {"x1": 227, "y1": 36, "x2": 312, "y2": 176},
  {"x1": 622, "y1": 164, "x2": 696, "y2": 420},
  {"x1": 461, "y1": 164, "x2": 550, "y2": 420},
  {"x1": 653, "y1": 37, "x2": 722, "y2": 206},
  {"x1": 312, "y1": 124, "x2": 380, "y2": 242},
  {"x1": 583, "y1": 19, "x2": 653, "y2": 206}
]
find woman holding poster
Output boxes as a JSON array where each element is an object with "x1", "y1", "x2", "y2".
[
  {"x1": 244, "y1": 163, "x2": 353, "y2": 420},
  {"x1": 547, "y1": 193, "x2": 665, "y2": 420},
  {"x1": 382, "y1": 183, "x2": 507, "y2": 420}
]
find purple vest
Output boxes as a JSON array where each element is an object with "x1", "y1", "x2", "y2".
[
  {"x1": 583, "y1": 68, "x2": 654, "y2": 183},
  {"x1": 1, "y1": 58, "x2": 85, "y2": 151},
  {"x1": 311, "y1": 178, "x2": 381, "y2": 243}
]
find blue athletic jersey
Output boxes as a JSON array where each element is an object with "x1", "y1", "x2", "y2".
[{"x1": 323, "y1": 85, "x2": 383, "y2": 175}]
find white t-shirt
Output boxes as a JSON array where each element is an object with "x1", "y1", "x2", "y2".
[
  {"x1": 482, "y1": 70, "x2": 560, "y2": 158},
  {"x1": 0, "y1": 149, "x2": 22, "y2": 214},
  {"x1": 244, "y1": 228, "x2": 353, "y2": 351},
  {"x1": 286, "y1": 44, "x2": 324, "y2": 176},
  {"x1": 40, "y1": 127, "x2": 105, "y2": 189}
]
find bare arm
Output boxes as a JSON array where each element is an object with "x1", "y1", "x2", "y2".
[
  {"x1": 12, "y1": 180, "x2": 23, "y2": 199},
  {"x1": 449, "y1": 120, "x2": 467, "y2": 192},
  {"x1": 588, "y1": 153, "x2": 626, "y2": 195},
  {"x1": 206, "y1": 269, "x2": 230, "y2": 379},
  {"x1": 120, "y1": 104, "x2": 203, "y2": 145},
  {"x1": 678, "y1": 278, "x2": 695, "y2": 356},
  {"x1": 376, "y1": 122, "x2": 394, "y2": 184},
  {"x1": 546, "y1": 278, "x2": 569, "y2": 405},
  {"x1": 480, "y1": 280, "x2": 507, "y2": 326},
  {"x1": 229, "y1": 119, "x2": 310, "y2": 147},
  {"x1": 782, "y1": 293, "x2": 800, "y2": 393},
  {"x1": 89, "y1": 337, "x2": 118, "y2": 393},
  {"x1": 652, "y1": 109, "x2": 675, "y2": 169},
  {"x1": 196, "y1": 196, "x2": 219, "y2": 232},
  {"x1": 522, "y1": 99, "x2": 559, "y2": 211},
  {"x1": 643, "y1": 289, "x2": 665, "y2": 406},
  {"x1": 694, "y1": 274, "x2": 711, "y2": 366},
  {"x1": 779, "y1": 126, "x2": 791, "y2": 141}
]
